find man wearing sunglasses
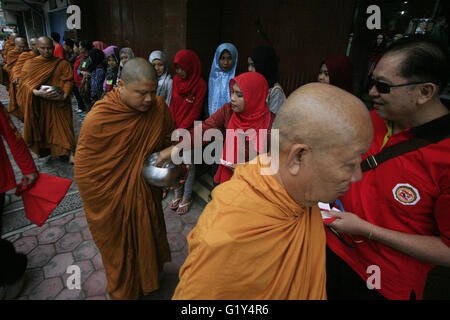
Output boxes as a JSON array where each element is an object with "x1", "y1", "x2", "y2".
[{"x1": 325, "y1": 36, "x2": 450, "y2": 300}]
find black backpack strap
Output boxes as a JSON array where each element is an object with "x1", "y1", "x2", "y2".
[{"x1": 361, "y1": 113, "x2": 450, "y2": 173}]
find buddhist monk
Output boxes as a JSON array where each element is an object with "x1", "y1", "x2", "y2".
[
  {"x1": 1, "y1": 33, "x2": 17, "y2": 64},
  {"x1": 74, "y1": 58, "x2": 176, "y2": 300},
  {"x1": 7, "y1": 37, "x2": 30, "y2": 120},
  {"x1": 16, "y1": 36, "x2": 75, "y2": 163},
  {"x1": 8, "y1": 37, "x2": 40, "y2": 121},
  {"x1": 172, "y1": 83, "x2": 374, "y2": 299},
  {"x1": 1, "y1": 33, "x2": 18, "y2": 88}
]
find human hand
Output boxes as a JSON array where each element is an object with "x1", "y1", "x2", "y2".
[
  {"x1": 23, "y1": 171, "x2": 39, "y2": 187},
  {"x1": 326, "y1": 211, "x2": 372, "y2": 237},
  {"x1": 168, "y1": 164, "x2": 190, "y2": 190},
  {"x1": 154, "y1": 145, "x2": 177, "y2": 168}
]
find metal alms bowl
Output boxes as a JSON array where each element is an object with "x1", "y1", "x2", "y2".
[
  {"x1": 39, "y1": 85, "x2": 64, "y2": 95},
  {"x1": 142, "y1": 152, "x2": 183, "y2": 187}
]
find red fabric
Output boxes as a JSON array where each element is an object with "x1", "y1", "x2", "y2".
[
  {"x1": 170, "y1": 49, "x2": 206, "y2": 130},
  {"x1": 93, "y1": 41, "x2": 106, "y2": 51},
  {"x1": 325, "y1": 55, "x2": 353, "y2": 93},
  {"x1": 326, "y1": 111, "x2": 450, "y2": 300},
  {"x1": 54, "y1": 44, "x2": 65, "y2": 59},
  {"x1": 214, "y1": 72, "x2": 272, "y2": 184},
  {"x1": 0, "y1": 103, "x2": 37, "y2": 194},
  {"x1": 15, "y1": 173, "x2": 72, "y2": 226},
  {"x1": 73, "y1": 54, "x2": 87, "y2": 87},
  {"x1": 187, "y1": 103, "x2": 275, "y2": 185}
]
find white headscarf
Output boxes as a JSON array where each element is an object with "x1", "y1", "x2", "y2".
[{"x1": 149, "y1": 50, "x2": 173, "y2": 106}]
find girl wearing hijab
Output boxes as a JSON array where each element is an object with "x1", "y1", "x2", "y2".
[
  {"x1": 248, "y1": 46, "x2": 286, "y2": 114},
  {"x1": 317, "y1": 55, "x2": 353, "y2": 93},
  {"x1": 116, "y1": 47, "x2": 135, "y2": 86},
  {"x1": 149, "y1": 50, "x2": 173, "y2": 106},
  {"x1": 156, "y1": 72, "x2": 276, "y2": 189},
  {"x1": 169, "y1": 49, "x2": 207, "y2": 215},
  {"x1": 103, "y1": 51, "x2": 120, "y2": 96},
  {"x1": 208, "y1": 43, "x2": 238, "y2": 117},
  {"x1": 81, "y1": 48, "x2": 106, "y2": 111}
]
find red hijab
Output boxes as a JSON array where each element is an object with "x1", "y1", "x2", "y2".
[
  {"x1": 172, "y1": 49, "x2": 202, "y2": 96},
  {"x1": 170, "y1": 49, "x2": 205, "y2": 128},
  {"x1": 215, "y1": 72, "x2": 271, "y2": 184},
  {"x1": 324, "y1": 55, "x2": 353, "y2": 93}
]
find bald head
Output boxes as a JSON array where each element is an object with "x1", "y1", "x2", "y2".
[
  {"x1": 38, "y1": 36, "x2": 53, "y2": 46},
  {"x1": 14, "y1": 37, "x2": 27, "y2": 52},
  {"x1": 272, "y1": 83, "x2": 373, "y2": 206},
  {"x1": 120, "y1": 57, "x2": 157, "y2": 84},
  {"x1": 29, "y1": 37, "x2": 39, "y2": 54},
  {"x1": 37, "y1": 37, "x2": 54, "y2": 58},
  {"x1": 274, "y1": 83, "x2": 372, "y2": 153}
]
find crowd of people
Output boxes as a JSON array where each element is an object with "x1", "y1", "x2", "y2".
[{"x1": 0, "y1": 28, "x2": 449, "y2": 301}]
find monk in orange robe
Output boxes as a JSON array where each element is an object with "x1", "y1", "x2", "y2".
[
  {"x1": 74, "y1": 58, "x2": 175, "y2": 300},
  {"x1": 16, "y1": 37, "x2": 75, "y2": 162},
  {"x1": 1, "y1": 33, "x2": 17, "y2": 87},
  {"x1": 7, "y1": 37, "x2": 31, "y2": 120},
  {"x1": 172, "y1": 83, "x2": 374, "y2": 299},
  {"x1": 9, "y1": 38, "x2": 39, "y2": 121}
]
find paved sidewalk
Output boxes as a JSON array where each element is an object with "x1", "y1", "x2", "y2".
[{"x1": 0, "y1": 85, "x2": 210, "y2": 300}]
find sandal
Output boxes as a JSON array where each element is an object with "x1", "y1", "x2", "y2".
[
  {"x1": 176, "y1": 199, "x2": 192, "y2": 216},
  {"x1": 170, "y1": 197, "x2": 182, "y2": 210}
]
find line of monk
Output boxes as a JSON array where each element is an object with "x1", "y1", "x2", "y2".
[{"x1": 1, "y1": 35, "x2": 75, "y2": 163}]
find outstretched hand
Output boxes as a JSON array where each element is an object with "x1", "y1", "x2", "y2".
[{"x1": 326, "y1": 210, "x2": 371, "y2": 237}]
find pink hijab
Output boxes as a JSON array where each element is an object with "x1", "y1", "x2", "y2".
[{"x1": 93, "y1": 41, "x2": 106, "y2": 51}]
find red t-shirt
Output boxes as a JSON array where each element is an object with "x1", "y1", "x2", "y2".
[
  {"x1": 326, "y1": 111, "x2": 450, "y2": 300},
  {"x1": 0, "y1": 104, "x2": 37, "y2": 193}
]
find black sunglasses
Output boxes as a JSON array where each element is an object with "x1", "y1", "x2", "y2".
[{"x1": 369, "y1": 79, "x2": 433, "y2": 94}]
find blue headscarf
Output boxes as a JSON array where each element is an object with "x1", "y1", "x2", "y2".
[{"x1": 208, "y1": 43, "x2": 238, "y2": 117}]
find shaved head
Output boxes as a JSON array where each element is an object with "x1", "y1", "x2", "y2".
[
  {"x1": 274, "y1": 83, "x2": 372, "y2": 153},
  {"x1": 38, "y1": 36, "x2": 53, "y2": 46},
  {"x1": 120, "y1": 57, "x2": 157, "y2": 84},
  {"x1": 14, "y1": 37, "x2": 28, "y2": 52},
  {"x1": 118, "y1": 58, "x2": 158, "y2": 112},
  {"x1": 272, "y1": 83, "x2": 373, "y2": 206},
  {"x1": 29, "y1": 37, "x2": 39, "y2": 54},
  {"x1": 37, "y1": 36, "x2": 54, "y2": 58}
]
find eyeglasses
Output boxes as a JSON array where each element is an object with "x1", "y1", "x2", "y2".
[{"x1": 370, "y1": 79, "x2": 433, "y2": 94}]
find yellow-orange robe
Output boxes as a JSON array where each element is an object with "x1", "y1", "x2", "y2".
[
  {"x1": 16, "y1": 56, "x2": 74, "y2": 158},
  {"x1": 1, "y1": 41, "x2": 16, "y2": 87},
  {"x1": 172, "y1": 154, "x2": 327, "y2": 300},
  {"x1": 74, "y1": 89, "x2": 175, "y2": 300},
  {"x1": 8, "y1": 50, "x2": 36, "y2": 120}
]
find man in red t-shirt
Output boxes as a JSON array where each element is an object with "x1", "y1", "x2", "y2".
[
  {"x1": 0, "y1": 103, "x2": 38, "y2": 299},
  {"x1": 51, "y1": 32, "x2": 65, "y2": 59},
  {"x1": 325, "y1": 37, "x2": 450, "y2": 300}
]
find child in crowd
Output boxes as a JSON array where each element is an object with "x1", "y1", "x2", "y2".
[{"x1": 169, "y1": 49, "x2": 207, "y2": 215}]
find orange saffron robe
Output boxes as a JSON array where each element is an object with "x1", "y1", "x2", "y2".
[
  {"x1": 8, "y1": 50, "x2": 37, "y2": 120},
  {"x1": 74, "y1": 89, "x2": 175, "y2": 300},
  {"x1": 16, "y1": 56, "x2": 74, "y2": 157},
  {"x1": 173, "y1": 154, "x2": 327, "y2": 300}
]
